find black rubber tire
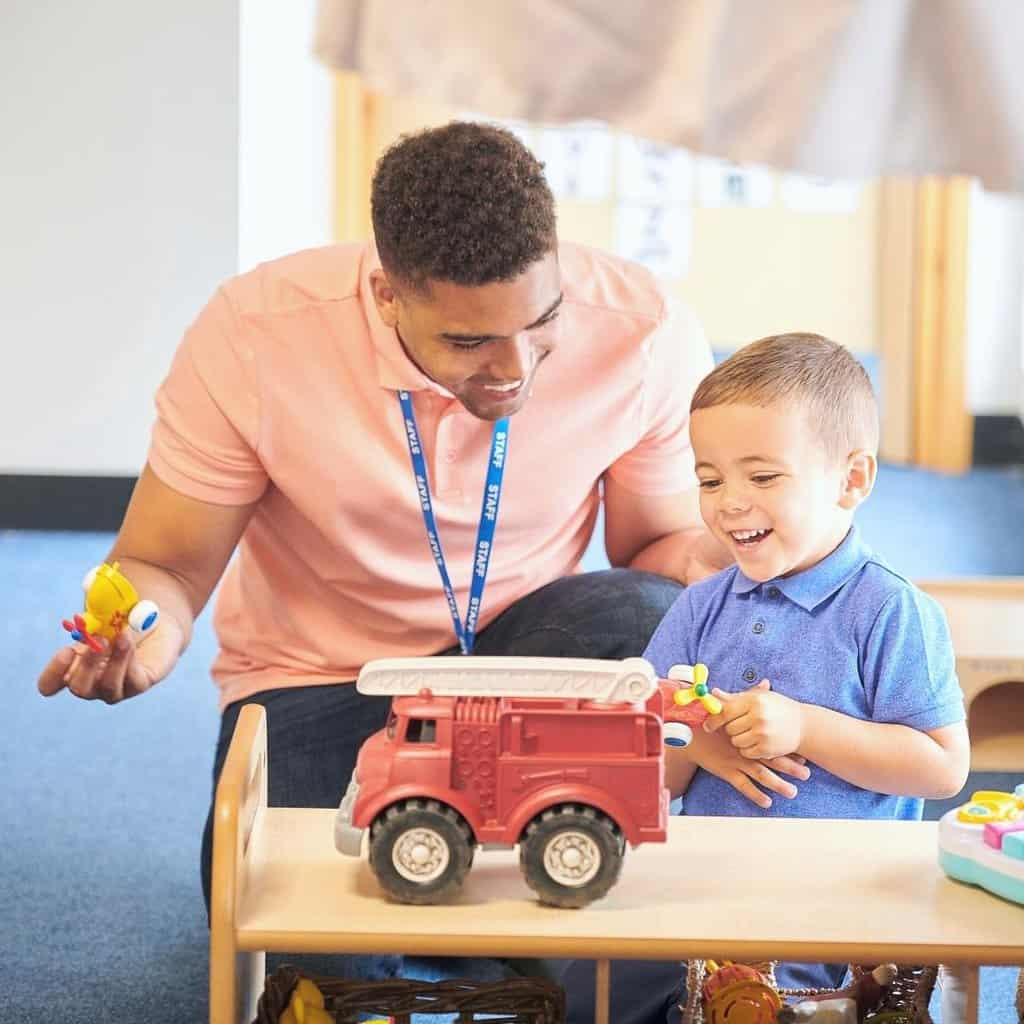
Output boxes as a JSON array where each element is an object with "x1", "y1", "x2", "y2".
[
  {"x1": 369, "y1": 799, "x2": 474, "y2": 904},
  {"x1": 519, "y1": 804, "x2": 624, "y2": 908}
]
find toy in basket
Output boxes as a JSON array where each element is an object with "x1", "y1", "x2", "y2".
[
  {"x1": 334, "y1": 656, "x2": 720, "y2": 907},
  {"x1": 699, "y1": 961, "x2": 780, "y2": 1023},
  {"x1": 683, "y1": 961, "x2": 915, "y2": 1024},
  {"x1": 938, "y1": 783, "x2": 1024, "y2": 905}
]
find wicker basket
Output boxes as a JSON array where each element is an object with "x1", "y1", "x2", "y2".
[
  {"x1": 253, "y1": 966, "x2": 565, "y2": 1024},
  {"x1": 681, "y1": 960, "x2": 937, "y2": 1024}
]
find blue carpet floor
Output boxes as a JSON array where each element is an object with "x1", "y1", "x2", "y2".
[{"x1": 4, "y1": 463, "x2": 1023, "y2": 1022}]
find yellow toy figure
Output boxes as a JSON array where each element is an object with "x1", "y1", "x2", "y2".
[
  {"x1": 61, "y1": 562, "x2": 159, "y2": 653},
  {"x1": 279, "y1": 978, "x2": 332, "y2": 1024}
]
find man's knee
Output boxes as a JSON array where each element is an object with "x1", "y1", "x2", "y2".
[{"x1": 476, "y1": 569, "x2": 683, "y2": 660}]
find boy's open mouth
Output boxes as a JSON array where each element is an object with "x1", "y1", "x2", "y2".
[{"x1": 730, "y1": 528, "x2": 772, "y2": 548}]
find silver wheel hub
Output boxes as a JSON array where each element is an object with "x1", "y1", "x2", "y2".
[
  {"x1": 393, "y1": 826, "x2": 450, "y2": 883},
  {"x1": 543, "y1": 829, "x2": 601, "y2": 887}
]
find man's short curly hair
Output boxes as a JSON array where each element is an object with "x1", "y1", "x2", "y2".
[{"x1": 371, "y1": 121, "x2": 557, "y2": 292}]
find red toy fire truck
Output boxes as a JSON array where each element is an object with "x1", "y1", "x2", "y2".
[{"x1": 334, "y1": 656, "x2": 720, "y2": 908}]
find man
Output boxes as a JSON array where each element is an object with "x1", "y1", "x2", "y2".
[{"x1": 37, "y1": 121, "x2": 728, "y2": 918}]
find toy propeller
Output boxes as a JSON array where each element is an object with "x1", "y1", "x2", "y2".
[
  {"x1": 671, "y1": 663, "x2": 722, "y2": 714},
  {"x1": 61, "y1": 614, "x2": 104, "y2": 653}
]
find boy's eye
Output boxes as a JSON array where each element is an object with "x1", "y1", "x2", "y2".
[
  {"x1": 751, "y1": 473, "x2": 781, "y2": 485},
  {"x1": 698, "y1": 478, "x2": 722, "y2": 490}
]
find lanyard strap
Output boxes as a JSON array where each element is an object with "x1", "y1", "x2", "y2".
[{"x1": 397, "y1": 390, "x2": 509, "y2": 655}]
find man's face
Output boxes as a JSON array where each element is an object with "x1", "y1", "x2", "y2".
[
  {"x1": 690, "y1": 401, "x2": 858, "y2": 582},
  {"x1": 371, "y1": 252, "x2": 562, "y2": 420}
]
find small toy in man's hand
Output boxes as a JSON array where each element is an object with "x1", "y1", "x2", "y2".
[{"x1": 61, "y1": 561, "x2": 159, "y2": 653}]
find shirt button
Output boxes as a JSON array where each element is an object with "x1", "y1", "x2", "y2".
[
  {"x1": 743, "y1": 668, "x2": 757, "y2": 682},
  {"x1": 752, "y1": 621, "x2": 765, "y2": 634},
  {"x1": 767, "y1": 587, "x2": 780, "y2": 598},
  {"x1": 444, "y1": 450, "x2": 457, "y2": 463}
]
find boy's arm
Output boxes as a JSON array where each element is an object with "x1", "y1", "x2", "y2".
[
  {"x1": 794, "y1": 709, "x2": 969, "y2": 799},
  {"x1": 665, "y1": 726, "x2": 810, "y2": 808},
  {"x1": 706, "y1": 585, "x2": 971, "y2": 799},
  {"x1": 665, "y1": 747, "x2": 698, "y2": 798}
]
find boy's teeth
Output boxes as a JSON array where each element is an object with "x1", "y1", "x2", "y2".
[{"x1": 732, "y1": 528, "x2": 768, "y2": 540}]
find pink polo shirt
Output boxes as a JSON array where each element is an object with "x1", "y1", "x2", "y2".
[{"x1": 149, "y1": 242, "x2": 711, "y2": 707}]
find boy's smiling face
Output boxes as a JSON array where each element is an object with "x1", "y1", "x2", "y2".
[{"x1": 690, "y1": 401, "x2": 873, "y2": 582}]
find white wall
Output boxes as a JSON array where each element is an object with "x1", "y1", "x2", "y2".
[
  {"x1": 0, "y1": 2, "x2": 239, "y2": 476},
  {"x1": 966, "y1": 183, "x2": 1024, "y2": 417},
  {"x1": 238, "y1": 0, "x2": 333, "y2": 273}
]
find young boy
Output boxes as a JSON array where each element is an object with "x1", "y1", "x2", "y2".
[{"x1": 559, "y1": 332, "x2": 970, "y2": 1024}]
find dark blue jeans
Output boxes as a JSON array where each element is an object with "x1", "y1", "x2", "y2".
[{"x1": 199, "y1": 569, "x2": 683, "y2": 984}]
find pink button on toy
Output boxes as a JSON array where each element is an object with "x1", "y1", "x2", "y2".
[{"x1": 983, "y1": 819, "x2": 1024, "y2": 850}]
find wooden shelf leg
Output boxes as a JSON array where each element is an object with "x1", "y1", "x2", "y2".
[{"x1": 594, "y1": 958, "x2": 610, "y2": 1024}]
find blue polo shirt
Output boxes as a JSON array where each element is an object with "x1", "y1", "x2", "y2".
[{"x1": 644, "y1": 526, "x2": 965, "y2": 821}]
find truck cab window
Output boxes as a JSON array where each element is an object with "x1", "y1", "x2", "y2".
[{"x1": 405, "y1": 718, "x2": 437, "y2": 743}]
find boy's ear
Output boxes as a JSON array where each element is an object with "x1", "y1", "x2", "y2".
[{"x1": 838, "y1": 449, "x2": 877, "y2": 510}]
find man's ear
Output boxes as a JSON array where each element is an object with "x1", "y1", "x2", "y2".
[
  {"x1": 838, "y1": 449, "x2": 877, "y2": 510},
  {"x1": 369, "y1": 269, "x2": 400, "y2": 327}
]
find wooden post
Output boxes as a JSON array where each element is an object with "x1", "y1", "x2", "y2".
[
  {"x1": 911, "y1": 177, "x2": 973, "y2": 472},
  {"x1": 877, "y1": 179, "x2": 917, "y2": 464},
  {"x1": 333, "y1": 72, "x2": 373, "y2": 242}
]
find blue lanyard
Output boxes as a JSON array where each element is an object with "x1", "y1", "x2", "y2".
[{"x1": 397, "y1": 390, "x2": 509, "y2": 655}]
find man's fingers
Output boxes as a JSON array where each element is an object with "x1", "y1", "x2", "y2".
[
  {"x1": 92, "y1": 631, "x2": 134, "y2": 703},
  {"x1": 37, "y1": 647, "x2": 76, "y2": 696},
  {"x1": 61, "y1": 637, "x2": 124, "y2": 703}
]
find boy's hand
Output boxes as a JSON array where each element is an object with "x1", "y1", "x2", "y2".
[
  {"x1": 688, "y1": 725, "x2": 810, "y2": 809},
  {"x1": 703, "y1": 679, "x2": 804, "y2": 760}
]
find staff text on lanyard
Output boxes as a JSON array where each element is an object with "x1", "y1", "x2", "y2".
[{"x1": 397, "y1": 390, "x2": 509, "y2": 655}]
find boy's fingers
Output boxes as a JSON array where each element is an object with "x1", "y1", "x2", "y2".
[
  {"x1": 767, "y1": 754, "x2": 811, "y2": 780},
  {"x1": 705, "y1": 692, "x2": 746, "y2": 731},
  {"x1": 724, "y1": 714, "x2": 754, "y2": 738},
  {"x1": 735, "y1": 776, "x2": 772, "y2": 809},
  {"x1": 750, "y1": 763, "x2": 798, "y2": 800},
  {"x1": 731, "y1": 730, "x2": 762, "y2": 751}
]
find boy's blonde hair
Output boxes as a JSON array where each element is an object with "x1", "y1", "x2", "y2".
[{"x1": 691, "y1": 333, "x2": 879, "y2": 459}]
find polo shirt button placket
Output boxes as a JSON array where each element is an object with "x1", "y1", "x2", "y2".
[
  {"x1": 767, "y1": 586, "x2": 780, "y2": 599},
  {"x1": 752, "y1": 620, "x2": 765, "y2": 635},
  {"x1": 743, "y1": 668, "x2": 757, "y2": 683}
]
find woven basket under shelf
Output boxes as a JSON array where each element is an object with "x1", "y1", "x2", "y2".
[
  {"x1": 253, "y1": 965, "x2": 565, "y2": 1024},
  {"x1": 681, "y1": 960, "x2": 937, "y2": 1023}
]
